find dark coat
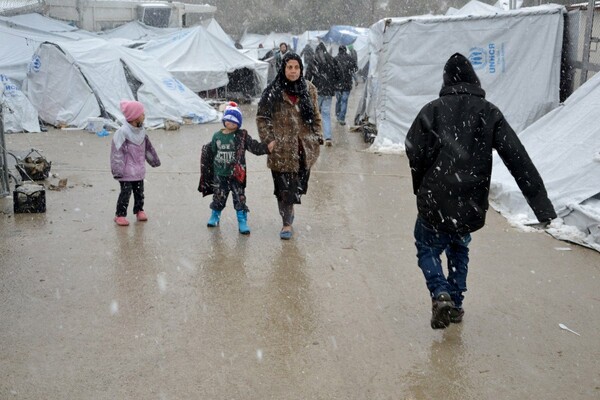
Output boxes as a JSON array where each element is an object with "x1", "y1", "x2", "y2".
[
  {"x1": 198, "y1": 129, "x2": 269, "y2": 196},
  {"x1": 406, "y1": 55, "x2": 556, "y2": 234},
  {"x1": 306, "y1": 44, "x2": 340, "y2": 97},
  {"x1": 334, "y1": 46, "x2": 358, "y2": 91},
  {"x1": 257, "y1": 81, "x2": 322, "y2": 172}
]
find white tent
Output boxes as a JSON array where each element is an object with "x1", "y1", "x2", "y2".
[
  {"x1": 23, "y1": 38, "x2": 218, "y2": 128},
  {"x1": 98, "y1": 20, "x2": 179, "y2": 41},
  {"x1": 490, "y1": 69, "x2": 600, "y2": 252},
  {"x1": 363, "y1": 4, "x2": 565, "y2": 152},
  {"x1": 141, "y1": 26, "x2": 268, "y2": 93},
  {"x1": 453, "y1": 0, "x2": 501, "y2": 15},
  {"x1": 0, "y1": 20, "x2": 85, "y2": 84},
  {"x1": 260, "y1": 32, "x2": 294, "y2": 51},
  {"x1": 495, "y1": 0, "x2": 524, "y2": 10},
  {"x1": 1, "y1": 74, "x2": 40, "y2": 133},
  {"x1": 239, "y1": 32, "x2": 266, "y2": 49},
  {"x1": 202, "y1": 18, "x2": 235, "y2": 48},
  {"x1": 295, "y1": 30, "x2": 327, "y2": 53}
]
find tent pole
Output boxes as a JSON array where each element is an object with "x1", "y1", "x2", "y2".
[
  {"x1": 0, "y1": 103, "x2": 10, "y2": 197},
  {"x1": 581, "y1": 0, "x2": 596, "y2": 83}
]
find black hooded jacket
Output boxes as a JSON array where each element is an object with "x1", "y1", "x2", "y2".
[
  {"x1": 405, "y1": 53, "x2": 556, "y2": 234},
  {"x1": 334, "y1": 45, "x2": 358, "y2": 91},
  {"x1": 306, "y1": 43, "x2": 340, "y2": 97}
]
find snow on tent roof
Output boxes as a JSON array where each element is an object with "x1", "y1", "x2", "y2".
[
  {"x1": 98, "y1": 20, "x2": 180, "y2": 41},
  {"x1": 0, "y1": 12, "x2": 78, "y2": 32},
  {"x1": 239, "y1": 32, "x2": 265, "y2": 49},
  {"x1": 490, "y1": 68, "x2": 600, "y2": 252},
  {"x1": 141, "y1": 26, "x2": 268, "y2": 93},
  {"x1": 23, "y1": 38, "x2": 218, "y2": 128},
  {"x1": 452, "y1": 0, "x2": 502, "y2": 15},
  {"x1": 260, "y1": 32, "x2": 294, "y2": 50},
  {"x1": 363, "y1": 4, "x2": 565, "y2": 153},
  {"x1": 202, "y1": 18, "x2": 235, "y2": 48}
]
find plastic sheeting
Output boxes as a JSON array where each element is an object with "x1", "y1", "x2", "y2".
[
  {"x1": 141, "y1": 26, "x2": 268, "y2": 93},
  {"x1": 365, "y1": 4, "x2": 565, "y2": 152},
  {"x1": 0, "y1": 74, "x2": 40, "y2": 133},
  {"x1": 23, "y1": 38, "x2": 218, "y2": 128},
  {"x1": 490, "y1": 68, "x2": 600, "y2": 251},
  {"x1": 318, "y1": 25, "x2": 369, "y2": 69}
]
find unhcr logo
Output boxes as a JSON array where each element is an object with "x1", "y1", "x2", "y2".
[
  {"x1": 468, "y1": 47, "x2": 486, "y2": 70},
  {"x1": 30, "y1": 55, "x2": 42, "y2": 73},
  {"x1": 163, "y1": 77, "x2": 185, "y2": 92}
]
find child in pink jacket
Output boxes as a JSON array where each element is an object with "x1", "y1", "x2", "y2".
[{"x1": 110, "y1": 100, "x2": 161, "y2": 226}]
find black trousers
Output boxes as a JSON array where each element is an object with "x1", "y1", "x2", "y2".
[{"x1": 116, "y1": 180, "x2": 144, "y2": 217}]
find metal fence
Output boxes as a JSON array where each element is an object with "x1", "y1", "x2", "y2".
[{"x1": 564, "y1": 1, "x2": 600, "y2": 94}]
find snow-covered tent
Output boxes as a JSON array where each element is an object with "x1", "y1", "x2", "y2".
[
  {"x1": 318, "y1": 25, "x2": 369, "y2": 69},
  {"x1": 23, "y1": 38, "x2": 218, "y2": 128},
  {"x1": 0, "y1": 19, "x2": 89, "y2": 84},
  {"x1": 239, "y1": 32, "x2": 266, "y2": 49},
  {"x1": 141, "y1": 26, "x2": 268, "y2": 94},
  {"x1": 363, "y1": 4, "x2": 565, "y2": 152},
  {"x1": 452, "y1": 0, "x2": 502, "y2": 15},
  {"x1": 490, "y1": 68, "x2": 600, "y2": 252},
  {"x1": 202, "y1": 18, "x2": 235, "y2": 48},
  {"x1": 1, "y1": 74, "x2": 40, "y2": 133},
  {"x1": 294, "y1": 30, "x2": 327, "y2": 53},
  {"x1": 98, "y1": 20, "x2": 179, "y2": 41},
  {"x1": 495, "y1": 0, "x2": 523, "y2": 10},
  {"x1": 0, "y1": 16, "x2": 89, "y2": 133},
  {"x1": 260, "y1": 32, "x2": 294, "y2": 51}
]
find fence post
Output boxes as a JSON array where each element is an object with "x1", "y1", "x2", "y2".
[{"x1": 0, "y1": 103, "x2": 10, "y2": 197}]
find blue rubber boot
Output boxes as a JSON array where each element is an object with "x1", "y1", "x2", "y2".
[
  {"x1": 207, "y1": 210, "x2": 221, "y2": 227},
  {"x1": 236, "y1": 210, "x2": 250, "y2": 235}
]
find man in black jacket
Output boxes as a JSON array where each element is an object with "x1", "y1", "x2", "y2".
[
  {"x1": 306, "y1": 43, "x2": 340, "y2": 146},
  {"x1": 334, "y1": 45, "x2": 358, "y2": 126},
  {"x1": 405, "y1": 53, "x2": 556, "y2": 330}
]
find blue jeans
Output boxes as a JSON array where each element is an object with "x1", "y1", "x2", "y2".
[
  {"x1": 413, "y1": 215, "x2": 471, "y2": 308},
  {"x1": 335, "y1": 91, "x2": 350, "y2": 122},
  {"x1": 318, "y1": 95, "x2": 332, "y2": 140}
]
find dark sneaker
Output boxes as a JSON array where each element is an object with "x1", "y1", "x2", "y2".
[
  {"x1": 449, "y1": 307, "x2": 464, "y2": 324},
  {"x1": 430, "y1": 292, "x2": 454, "y2": 329}
]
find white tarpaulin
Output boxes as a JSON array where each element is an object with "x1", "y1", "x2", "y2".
[
  {"x1": 202, "y1": 18, "x2": 235, "y2": 48},
  {"x1": 490, "y1": 70, "x2": 600, "y2": 252},
  {"x1": 365, "y1": 4, "x2": 565, "y2": 152},
  {"x1": 1, "y1": 74, "x2": 40, "y2": 133},
  {"x1": 141, "y1": 26, "x2": 268, "y2": 93},
  {"x1": 23, "y1": 38, "x2": 218, "y2": 128},
  {"x1": 98, "y1": 20, "x2": 179, "y2": 41}
]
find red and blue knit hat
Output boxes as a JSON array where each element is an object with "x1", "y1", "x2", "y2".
[{"x1": 222, "y1": 101, "x2": 242, "y2": 128}]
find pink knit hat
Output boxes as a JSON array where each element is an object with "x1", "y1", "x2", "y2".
[{"x1": 120, "y1": 100, "x2": 144, "y2": 122}]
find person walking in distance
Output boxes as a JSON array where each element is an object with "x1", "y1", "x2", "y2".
[
  {"x1": 306, "y1": 42, "x2": 339, "y2": 147},
  {"x1": 405, "y1": 53, "x2": 556, "y2": 329},
  {"x1": 334, "y1": 45, "x2": 358, "y2": 126}
]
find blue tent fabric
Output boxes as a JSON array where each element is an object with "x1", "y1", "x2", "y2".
[{"x1": 318, "y1": 26, "x2": 364, "y2": 45}]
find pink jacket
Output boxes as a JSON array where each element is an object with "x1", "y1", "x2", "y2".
[{"x1": 110, "y1": 135, "x2": 160, "y2": 181}]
